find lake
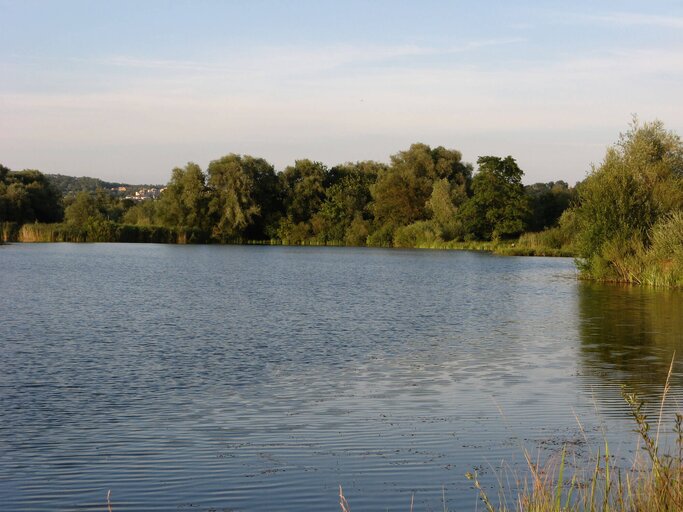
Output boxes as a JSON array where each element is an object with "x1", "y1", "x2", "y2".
[{"x1": 2, "y1": 243, "x2": 683, "y2": 511}]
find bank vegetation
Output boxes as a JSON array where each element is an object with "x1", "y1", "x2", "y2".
[{"x1": 3, "y1": 119, "x2": 683, "y2": 286}]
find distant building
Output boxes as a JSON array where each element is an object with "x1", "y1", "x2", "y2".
[{"x1": 127, "y1": 187, "x2": 163, "y2": 201}]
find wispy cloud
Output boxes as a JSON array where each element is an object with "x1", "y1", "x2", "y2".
[
  {"x1": 582, "y1": 12, "x2": 683, "y2": 29},
  {"x1": 6, "y1": 45, "x2": 682, "y2": 142},
  {"x1": 2, "y1": 37, "x2": 682, "y2": 183},
  {"x1": 102, "y1": 38, "x2": 525, "y2": 75}
]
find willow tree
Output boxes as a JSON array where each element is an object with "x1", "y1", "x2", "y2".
[
  {"x1": 278, "y1": 159, "x2": 327, "y2": 243},
  {"x1": 156, "y1": 162, "x2": 209, "y2": 231},
  {"x1": 208, "y1": 154, "x2": 280, "y2": 242}
]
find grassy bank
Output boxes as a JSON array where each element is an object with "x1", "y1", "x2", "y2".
[
  {"x1": 393, "y1": 228, "x2": 575, "y2": 257},
  {"x1": 1, "y1": 222, "x2": 210, "y2": 244},
  {"x1": 575, "y1": 212, "x2": 683, "y2": 288},
  {"x1": 1, "y1": 221, "x2": 576, "y2": 257}
]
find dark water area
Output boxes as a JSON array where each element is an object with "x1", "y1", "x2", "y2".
[{"x1": 2, "y1": 244, "x2": 683, "y2": 511}]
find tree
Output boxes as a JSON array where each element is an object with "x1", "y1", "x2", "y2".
[
  {"x1": 64, "y1": 191, "x2": 102, "y2": 226},
  {"x1": 208, "y1": 154, "x2": 281, "y2": 241},
  {"x1": 571, "y1": 119, "x2": 683, "y2": 280},
  {"x1": 157, "y1": 162, "x2": 209, "y2": 231},
  {"x1": 426, "y1": 178, "x2": 468, "y2": 241},
  {"x1": 312, "y1": 161, "x2": 382, "y2": 244},
  {"x1": 280, "y1": 160, "x2": 327, "y2": 223},
  {"x1": 0, "y1": 167, "x2": 63, "y2": 223},
  {"x1": 122, "y1": 199, "x2": 160, "y2": 226},
  {"x1": 278, "y1": 159, "x2": 327, "y2": 242},
  {"x1": 370, "y1": 143, "x2": 471, "y2": 238},
  {"x1": 525, "y1": 181, "x2": 574, "y2": 232},
  {"x1": 459, "y1": 156, "x2": 530, "y2": 240}
]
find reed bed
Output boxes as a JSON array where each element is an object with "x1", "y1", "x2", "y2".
[
  {"x1": 3, "y1": 219, "x2": 577, "y2": 258},
  {"x1": 3, "y1": 222, "x2": 209, "y2": 244}
]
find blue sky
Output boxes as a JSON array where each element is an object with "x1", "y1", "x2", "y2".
[{"x1": 2, "y1": 1, "x2": 683, "y2": 184}]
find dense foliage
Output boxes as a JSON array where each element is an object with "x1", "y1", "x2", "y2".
[
  {"x1": 458, "y1": 156, "x2": 529, "y2": 240},
  {"x1": 563, "y1": 119, "x2": 683, "y2": 285},
  {"x1": 0, "y1": 165, "x2": 63, "y2": 224},
  {"x1": 47, "y1": 174, "x2": 160, "y2": 196},
  {"x1": 3, "y1": 142, "x2": 578, "y2": 247},
  {"x1": 47, "y1": 174, "x2": 124, "y2": 195},
  {"x1": 6, "y1": 120, "x2": 683, "y2": 284}
]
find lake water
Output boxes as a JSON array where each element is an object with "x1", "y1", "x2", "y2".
[{"x1": 2, "y1": 243, "x2": 683, "y2": 511}]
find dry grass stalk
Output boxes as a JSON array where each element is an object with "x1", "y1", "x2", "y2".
[{"x1": 339, "y1": 484, "x2": 351, "y2": 512}]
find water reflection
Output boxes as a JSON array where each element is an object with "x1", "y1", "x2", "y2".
[
  {"x1": 578, "y1": 281, "x2": 683, "y2": 403},
  {"x1": 7, "y1": 243, "x2": 683, "y2": 511}
]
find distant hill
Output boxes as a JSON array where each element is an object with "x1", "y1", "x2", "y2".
[
  {"x1": 47, "y1": 174, "x2": 124, "y2": 194},
  {"x1": 46, "y1": 174, "x2": 164, "y2": 200}
]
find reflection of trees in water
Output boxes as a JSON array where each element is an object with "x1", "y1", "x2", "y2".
[{"x1": 578, "y1": 282, "x2": 683, "y2": 402}]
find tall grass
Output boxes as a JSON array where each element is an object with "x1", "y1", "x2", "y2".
[
  {"x1": 5, "y1": 222, "x2": 209, "y2": 244},
  {"x1": 3, "y1": 219, "x2": 578, "y2": 257},
  {"x1": 1, "y1": 221, "x2": 20, "y2": 242},
  {"x1": 497, "y1": 229, "x2": 575, "y2": 257},
  {"x1": 580, "y1": 211, "x2": 683, "y2": 287}
]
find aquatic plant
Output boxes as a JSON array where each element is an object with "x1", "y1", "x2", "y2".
[{"x1": 467, "y1": 359, "x2": 683, "y2": 511}]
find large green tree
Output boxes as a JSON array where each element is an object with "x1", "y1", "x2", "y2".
[
  {"x1": 426, "y1": 178, "x2": 468, "y2": 241},
  {"x1": 208, "y1": 154, "x2": 281, "y2": 241},
  {"x1": 63, "y1": 189, "x2": 127, "y2": 224},
  {"x1": 122, "y1": 199, "x2": 160, "y2": 226},
  {"x1": 62, "y1": 189, "x2": 129, "y2": 241},
  {"x1": 370, "y1": 143, "x2": 471, "y2": 238},
  {"x1": 525, "y1": 181, "x2": 574, "y2": 232},
  {"x1": 459, "y1": 155, "x2": 530, "y2": 240},
  {"x1": 0, "y1": 167, "x2": 63, "y2": 224},
  {"x1": 278, "y1": 159, "x2": 327, "y2": 243},
  {"x1": 156, "y1": 162, "x2": 209, "y2": 231},
  {"x1": 312, "y1": 161, "x2": 383, "y2": 244}
]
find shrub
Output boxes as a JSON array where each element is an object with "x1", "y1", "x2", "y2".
[
  {"x1": 570, "y1": 120, "x2": 683, "y2": 284},
  {"x1": 393, "y1": 221, "x2": 441, "y2": 248},
  {"x1": 366, "y1": 224, "x2": 395, "y2": 248}
]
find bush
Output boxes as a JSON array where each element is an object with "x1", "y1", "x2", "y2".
[
  {"x1": 393, "y1": 221, "x2": 441, "y2": 248},
  {"x1": 344, "y1": 214, "x2": 370, "y2": 246},
  {"x1": 366, "y1": 224, "x2": 395, "y2": 248},
  {"x1": 277, "y1": 219, "x2": 313, "y2": 245},
  {"x1": 569, "y1": 120, "x2": 683, "y2": 285},
  {"x1": 640, "y1": 211, "x2": 683, "y2": 287}
]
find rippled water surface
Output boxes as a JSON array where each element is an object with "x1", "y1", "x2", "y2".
[{"x1": 2, "y1": 244, "x2": 683, "y2": 511}]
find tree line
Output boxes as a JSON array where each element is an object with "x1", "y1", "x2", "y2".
[
  {"x1": 5, "y1": 121, "x2": 683, "y2": 287},
  {"x1": 0, "y1": 143, "x2": 574, "y2": 247}
]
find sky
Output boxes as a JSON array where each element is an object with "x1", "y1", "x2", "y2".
[{"x1": 2, "y1": 0, "x2": 683, "y2": 185}]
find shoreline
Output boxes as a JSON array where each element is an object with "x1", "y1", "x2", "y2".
[{"x1": 1, "y1": 227, "x2": 575, "y2": 258}]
